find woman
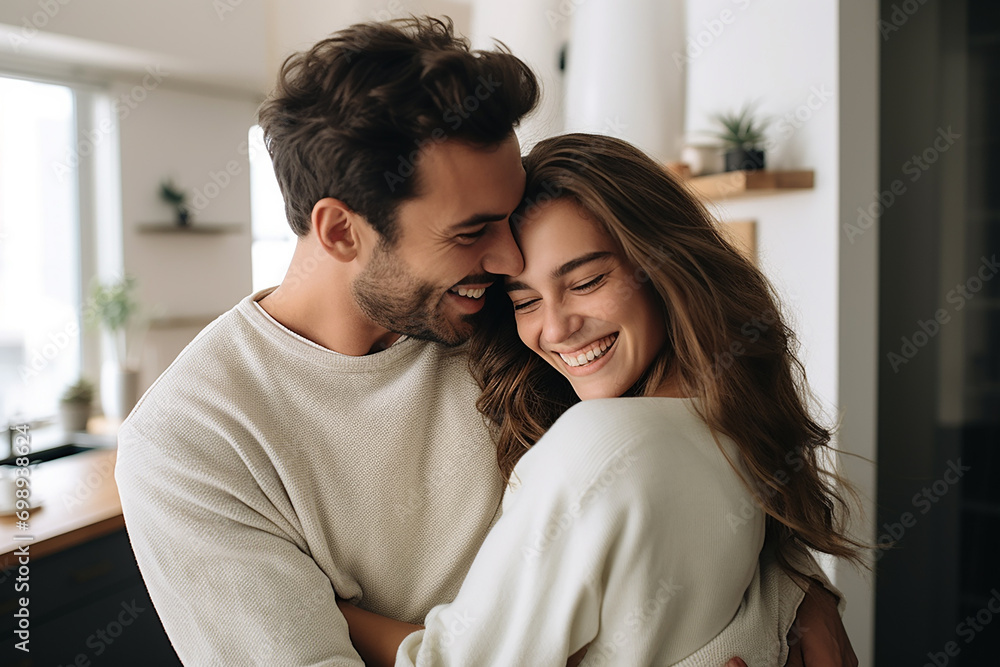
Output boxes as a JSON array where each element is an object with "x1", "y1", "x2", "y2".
[{"x1": 338, "y1": 134, "x2": 864, "y2": 665}]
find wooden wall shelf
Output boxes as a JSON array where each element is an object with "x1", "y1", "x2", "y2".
[
  {"x1": 685, "y1": 169, "x2": 814, "y2": 201},
  {"x1": 137, "y1": 222, "x2": 243, "y2": 235}
]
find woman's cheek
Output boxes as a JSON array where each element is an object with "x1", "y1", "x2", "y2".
[{"x1": 514, "y1": 315, "x2": 537, "y2": 349}]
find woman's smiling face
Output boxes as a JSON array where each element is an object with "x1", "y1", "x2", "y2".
[{"x1": 506, "y1": 199, "x2": 667, "y2": 400}]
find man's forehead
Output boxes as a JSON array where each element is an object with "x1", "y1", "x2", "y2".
[{"x1": 402, "y1": 137, "x2": 525, "y2": 227}]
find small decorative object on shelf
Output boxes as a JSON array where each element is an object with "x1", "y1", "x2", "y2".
[
  {"x1": 159, "y1": 179, "x2": 191, "y2": 226},
  {"x1": 710, "y1": 103, "x2": 770, "y2": 172},
  {"x1": 680, "y1": 144, "x2": 724, "y2": 177},
  {"x1": 59, "y1": 378, "x2": 95, "y2": 433}
]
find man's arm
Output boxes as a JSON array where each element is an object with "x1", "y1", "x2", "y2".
[
  {"x1": 781, "y1": 582, "x2": 858, "y2": 667},
  {"x1": 115, "y1": 422, "x2": 364, "y2": 666},
  {"x1": 724, "y1": 582, "x2": 857, "y2": 667}
]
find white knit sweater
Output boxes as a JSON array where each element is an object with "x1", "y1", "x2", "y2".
[{"x1": 116, "y1": 290, "x2": 838, "y2": 666}]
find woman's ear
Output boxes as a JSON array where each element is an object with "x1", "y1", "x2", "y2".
[{"x1": 311, "y1": 198, "x2": 360, "y2": 262}]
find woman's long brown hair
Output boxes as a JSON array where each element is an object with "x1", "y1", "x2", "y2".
[{"x1": 468, "y1": 133, "x2": 867, "y2": 576}]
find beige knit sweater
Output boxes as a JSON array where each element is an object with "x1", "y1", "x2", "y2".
[{"x1": 116, "y1": 289, "x2": 838, "y2": 666}]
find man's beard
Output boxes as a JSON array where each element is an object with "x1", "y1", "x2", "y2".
[{"x1": 352, "y1": 242, "x2": 479, "y2": 347}]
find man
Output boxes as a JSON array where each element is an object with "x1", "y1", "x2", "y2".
[{"x1": 116, "y1": 16, "x2": 855, "y2": 666}]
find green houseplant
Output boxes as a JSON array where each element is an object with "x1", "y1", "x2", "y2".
[
  {"x1": 59, "y1": 378, "x2": 95, "y2": 432},
  {"x1": 710, "y1": 104, "x2": 770, "y2": 172},
  {"x1": 160, "y1": 179, "x2": 190, "y2": 226},
  {"x1": 87, "y1": 275, "x2": 143, "y2": 420}
]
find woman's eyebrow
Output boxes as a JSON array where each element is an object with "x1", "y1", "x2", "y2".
[
  {"x1": 552, "y1": 251, "x2": 613, "y2": 278},
  {"x1": 505, "y1": 251, "x2": 613, "y2": 292}
]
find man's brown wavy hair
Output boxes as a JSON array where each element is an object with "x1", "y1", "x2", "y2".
[
  {"x1": 257, "y1": 16, "x2": 539, "y2": 242},
  {"x1": 468, "y1": 133, "x2": 867, "y2": 577}
]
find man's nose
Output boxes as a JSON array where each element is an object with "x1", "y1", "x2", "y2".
[{"x1": 482, "y1": 221, "x2": 524, "y2": 277}]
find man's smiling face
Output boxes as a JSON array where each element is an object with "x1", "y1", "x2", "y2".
[{"x1": 352, "y1": 134, "x2": 526, "y2": 346}]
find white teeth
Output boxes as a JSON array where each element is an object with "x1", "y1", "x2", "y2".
[
  {"x1": 452, "y1": 287, "x2": 486, "y2": 299},
  {"x1": 558, "y1": 334, "x2": 618, "y2": 368}
]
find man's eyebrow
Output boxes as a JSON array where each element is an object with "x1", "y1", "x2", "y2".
[
  {"x1": 446, "y1": 213, "x2": 510, "y2": 233},
  {"x1": 505, "y1": 251, "x2": 614, "y2": 292}
]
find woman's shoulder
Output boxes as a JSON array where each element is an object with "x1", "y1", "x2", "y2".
[
  {"x1": 546, "y1": 396, "x2": 710, "y2": 448},
  {"x1": 521, "y1": 397, "x2": 729, "y2": 482},
  {"x1": 508, "y1": 396, "x2": 762, "y2": 539}
]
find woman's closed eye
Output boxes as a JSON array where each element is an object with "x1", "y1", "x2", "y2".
[
  {"x1": 511, "y1": 296, "x2": 539, "y2": 312},
  {"x1": 510, "y1": 274, "x2": 609, "y2": 313},
  {"x1": 571, "y1": 274, "x2": 608, "y2": 293}
]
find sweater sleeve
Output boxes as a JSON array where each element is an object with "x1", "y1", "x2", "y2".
[{"x1": 115, "y1": 421, "x2": 364, "y2": 666}]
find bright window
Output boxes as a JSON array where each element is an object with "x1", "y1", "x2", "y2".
[
  {"x1": 0, "y1": 76, "x2": 81, "y2": 423},
  {"x1": 249, "y1": 125, "x2": 296, "y2": 293}
]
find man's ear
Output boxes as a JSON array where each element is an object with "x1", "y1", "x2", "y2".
[{"x1": 311, "y1": 198, "x2": 361, "y2": 262}]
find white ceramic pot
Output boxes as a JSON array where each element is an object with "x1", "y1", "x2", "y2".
[
  {"x1": 59, "y1": 402, "x2": 91, "y2": 432},
  {"x1": 681, "y1": 145, "x2": 725, "y2": 176},
  {"x1": 101, "y1": 363, "x2": 140, "y2": 420}
]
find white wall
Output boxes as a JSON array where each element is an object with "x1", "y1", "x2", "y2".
[
  {"x1": 267, "y1": 0, "x2": 472, "y2": 84},
  {"x1": 470, "y1": 0, "x2": 566, "y2": 149},
  {"x1": 115, "y1": 83, "x2": 258, "y2": 388},
  {"x1": 564, "y1": 0, "x2": 685, "y2": 162},
  {"x1": 684, "y1": 0, "x2": 877, "y2": 661}
]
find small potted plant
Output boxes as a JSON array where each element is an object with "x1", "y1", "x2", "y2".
[
  {"x1": 59, "y1": 378, "x2": 95, "y2": 432},
  {"x1": 710, "y1": 104, "x2": 770, "y2": 172},
  {"x1": 160, "y1": 179, "x2": 191, "y2": 226},
  {"x1": 87, "y1": 275, "x2": 143, "y2": 420}
]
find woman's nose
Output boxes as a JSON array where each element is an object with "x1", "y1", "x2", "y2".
[{"x1": 541, "y1": 303, "x2": 582, "y2": 347}]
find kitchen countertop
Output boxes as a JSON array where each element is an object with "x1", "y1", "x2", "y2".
[{"x1": 0, "y1": 447, "x2": 123, "y2": 571}]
